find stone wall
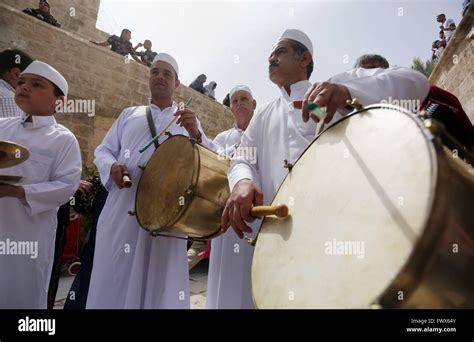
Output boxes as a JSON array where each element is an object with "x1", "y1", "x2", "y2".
[
  {"x1": 0, "y1": 2, "x2": 234, "y2": 166},
  {"x1": 429, "y1": 5, "x2": 474, "y2": 123}
]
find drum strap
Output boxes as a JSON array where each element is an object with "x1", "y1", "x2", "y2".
[{"x1": 146, "y1": 106, "x2": 159, "y2": 150}]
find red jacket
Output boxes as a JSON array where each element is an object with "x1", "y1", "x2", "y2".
[{"x1": 419, "y1": 84, "x2": 474, "y2": 153}]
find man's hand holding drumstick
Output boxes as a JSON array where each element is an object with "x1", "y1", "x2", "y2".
[
  {"x1": 111, "y1": 162, "x2": 132, "y2": 189},
  {"x1": 174, "y1": 99, "x2": 202, "y2": 141},
  {"x1": 220, "y1": 82, "x2": 352, "y2": 239},
  {"x1": 221, "y1": 179, "x2": 263, "y2": 239},
  {"x1": 221, "y1": 180, "x2": 289, "y2": 239}
]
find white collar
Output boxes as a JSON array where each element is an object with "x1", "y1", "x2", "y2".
[
  {"x1": 232, "y1": 122, "x2": 245, "y2": 132},
  {"x1": 22, "y1": 115, "x2": 57, "y2": 127},
  {"x1": 279, "y1": 80, "x2": 312, "y2": 102},
  {"x1": 148, "y1": 98, "x2": 178, "y2": 113},
  {"x1": 0, "y1": 79, "x2": 16, "y2": 93}
]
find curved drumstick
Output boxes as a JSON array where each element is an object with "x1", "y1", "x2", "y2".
[
  {"x1": 250, "y1": 204, "x2": 289, "y2": 218},
  {"x1": 122, "y1": 174, "x2": 132, "y2": 188},
  {"x1": 139, "y1": 116, "x2": 178, "y2": 153},
  {"x1": 139, "y1": 97, "x2": 193, "y2": 153}
]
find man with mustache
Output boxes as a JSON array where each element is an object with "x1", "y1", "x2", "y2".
[
  {"x1": 221, "y1": 29, "x2": 430, "y2": 245},
  {"x1": 87, "y1": 53, "x2": 214, "y2": 309}
]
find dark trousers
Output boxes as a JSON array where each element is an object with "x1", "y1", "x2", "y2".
[
  {"x1": 47, "y1": 203, "x2": 70, "y2": 309},
  {"x1": 64, "y1": 188, "x2": 108, "y2": 309}
]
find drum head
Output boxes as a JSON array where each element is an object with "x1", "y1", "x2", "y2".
[
  {"x1": 136, "y1": 135, "x2": 199, "y2": 232},
  {"x1": 251, "y1": 106, "x2": 436, "y2": 308}
]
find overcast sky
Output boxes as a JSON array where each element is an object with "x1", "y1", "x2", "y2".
[{"x1": 96, "y1": 0, "x2": 464, "y2": 104}]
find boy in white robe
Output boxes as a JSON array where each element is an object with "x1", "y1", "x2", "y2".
[{"x1": 0, "y1": 60, "x2": 82, "y2": 309}]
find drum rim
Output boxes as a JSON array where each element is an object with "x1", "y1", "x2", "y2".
[
  {"x1": 263, "y1": 103, "x2": 438, "y2": 210},
  {"x1": 252, "y1": 104, "x2": 441, "y2": 308},
  {"x1": 135, "y1": 135, "x2": 200, "y2": 234}
]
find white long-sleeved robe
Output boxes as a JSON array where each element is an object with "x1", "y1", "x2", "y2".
[
  {"x1": 0, "y1": 115, "x2": 82, "y2": 309},
  {"x1": 87, "y1": 101, "x2": 212, "y2": 309},
  {"x1": 228, "y1": 67, "x2": 429, "y2": 207},
  {"x1": 225, "y1": 68, "x2": 428, "y2": 308},
  {"x1": 206, "y1": 124, "x2": 261, "y2": 309}
]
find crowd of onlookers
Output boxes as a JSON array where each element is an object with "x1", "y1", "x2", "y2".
[
  {"x1": 90, "y1": 29, "x2": 157, "y2": 67},
  {"x1": 17, "y1": 0, "x2": 472, "y2": 102},
  {"x1": 20, "y1": 0, "x2": 223, "y2": 102},
  {"x1": 431, "y1": 13, "x2": 455, "y2": 62},
  {"x1": 431, "y1": 1, "x2": 470, "y2": 62},
  {"x1": 188, "y1": 74, "x2": 218, "y2": 100}
]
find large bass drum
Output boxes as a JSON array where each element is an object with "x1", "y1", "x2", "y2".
[
  {"x1": 251, "y1": 104, "x2": 474, "y2": 309},
  {"x1": 135, "y1": 135, "x2": 230, "y2": 240}
]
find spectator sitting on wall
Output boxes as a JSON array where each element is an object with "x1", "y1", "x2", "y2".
[
  {"x1": 134, "y1": 40, "x2": 158, "y2": 67},
  {"x1": 436, "y1": 14, "x2": 456, "y2": 43},
  {"x1": 90, "y1": 29, "x2": 146, "y2": 65},
  {"x1": 189, "y1": 74, "x2": 207, "y2": 94},
  {"x1": 23, "y1": 0, "x2": 61, "y2": 28},
  {"x1": 439, "y1": 30, "x2": 446, "y2": 45},
  {"x1": 204, "y1": 81, "x2": 217, "y2": 100},
  {"x1": 431, "y1": 40, "x2": 445, "y2": 61}
]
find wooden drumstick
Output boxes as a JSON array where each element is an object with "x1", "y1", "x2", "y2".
[
  {"x1": 122, "y1": 174, "x2": 132, "y2": 188},
  {"x1": 251, "y1": 204, "x2": 289, "y2": 218}
]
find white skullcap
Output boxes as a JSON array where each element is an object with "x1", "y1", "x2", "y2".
[
  {"x1": 152, "y1": 53, "x2": 179, "y2": 77},
  {"x1": 230, "y1": 85, "x2": 253, "y2": 101},
  {"x1": 22, "y1": 60, "x2": 68, "y2": 96},
  {"x1": 277, "y1": 29, "x2": 313, "y2": 56}
]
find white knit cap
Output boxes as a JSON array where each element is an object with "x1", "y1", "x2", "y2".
[
  {"x1": 229, "y1": 85, "x2": 253, "y2": 101},
  {"x1": 22, "y1": 60, "x2": 68, "y2": 96},
  {"x1": 152, "y1": 52, "x2": 179, "y2": 77},
  {"x1": 277, "y1": 29, "x2": 313, "y2": 56}
]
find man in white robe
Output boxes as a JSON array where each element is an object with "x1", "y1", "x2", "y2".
[
  {"x1": 0, "y1": 60, "x2": 81, "y2": 309},
  {"x1": 221, "y1": 29, "x2": 429, "y2": 247},
  {"x1": 206, "y1": 85, "x2": 260, "y2": 309},
  {"x1": 87, "y1": 53, "x2": 214, "y2": 309}
]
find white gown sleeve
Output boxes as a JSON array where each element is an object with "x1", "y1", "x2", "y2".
[
  {"x1": 195, "y1": 119, "x2": 221, "y2": 152},
  {"x1": 228, "y1": 114, "x2": 260, "y2": 191},
  {"x1": 209, "y1": 131, "x2": 229, "y2": 155},
  {"x1": 22, "y1": 136, "x2": 82, "y2": 215},
  {"x1": 337, "y1": 66, "x2": 429, "y2": 111},
  {"x1": 94, "y1": 109, "x2": 127, "y2": 191}
]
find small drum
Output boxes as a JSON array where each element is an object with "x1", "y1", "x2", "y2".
[
  {"x1": 135, "y1": 135, "x2": 230, "y2": 240},
  {"x1": 251, "y1": 104, "x2": 474, "y2": 309}
]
